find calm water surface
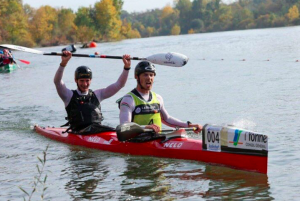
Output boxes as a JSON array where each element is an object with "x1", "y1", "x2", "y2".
[{"x1": 1, "y1": 26, "x2": 300, "y2": 200}]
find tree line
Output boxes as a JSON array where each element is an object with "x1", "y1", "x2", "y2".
[
  {"x1": 124, "y1": 0, "x2": 300, "y2": 37},
  {"x1": 0, "y1": 0, "x2": 299, "y2": 47},
  {"x1": 0, "y1": 0, "x2": 139, "y2": 47}
]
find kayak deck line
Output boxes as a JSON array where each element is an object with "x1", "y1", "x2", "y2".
[{"x1": 34, "y1": 125, "x2": 268, "y2": 174}]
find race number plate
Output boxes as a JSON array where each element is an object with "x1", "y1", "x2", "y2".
[
  {"x1": 203, "y1": 125, "x2": 221, "y2": 152},
  {"x1": 202, "y1": 124, "x2": 268, "y2": 156}
]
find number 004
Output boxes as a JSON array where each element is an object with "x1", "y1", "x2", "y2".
[{"x1": 207, "y1": 131, "x2": 220, "y2": 143}]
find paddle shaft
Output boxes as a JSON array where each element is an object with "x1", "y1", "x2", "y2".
[
  {"x1": 0, "y1": 44, "x2": 188, "y2": 67},
  {"x1": 44, "y1": 52, "x2": 145, "y2": 60},
  {"x1": 143, "y1": 127, "x2": 196, "y2": 133},
  {"x1": 116, "y1": 122, "x2": 197, "y2": 141}
]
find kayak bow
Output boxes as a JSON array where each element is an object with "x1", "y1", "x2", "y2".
[{"x1": 34, "y1": 124, "x2": 268, "y2": 174}]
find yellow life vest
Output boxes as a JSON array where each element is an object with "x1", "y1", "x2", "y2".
[{"x1": 128, "y1": 89, "x2": 162, "y2": 129}]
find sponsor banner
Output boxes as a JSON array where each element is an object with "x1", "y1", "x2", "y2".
[{"x1": 227, "y1": 129, "x2": 268, "y2": 151}]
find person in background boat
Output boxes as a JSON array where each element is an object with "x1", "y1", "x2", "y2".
[
  {"x1": 54, "y1": 51, "x2": 131, "y2": 134},
  {"x1": 118, "y1": 61, "x2": 202, "y2": 134},
  {"x1": 81, "y1": 41, "x2": 97, "y2": 48},
  {"x1": 81, "y1": 43, "x2": 88, "y2": 48},
  {"x1": 0, "y1": 49, "x2": 14, "y2": 66}
]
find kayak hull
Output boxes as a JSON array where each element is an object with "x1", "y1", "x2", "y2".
[
  {"x1": 34, "y1": 126, "x2": 267, "y2": 174},
  {"x1": 0, "y1": 63, "x2": 17, "y2": 72}
]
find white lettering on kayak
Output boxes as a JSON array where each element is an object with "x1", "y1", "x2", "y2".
[
  {"x1": 87, "y1": 137, "x2": 113, "y2": 145},
  {"x1": 87, "y1": 136, "x2": 101, "y2": 143},
  {"x1": 163, "y1": 142, "x2": 183, "y2": 148},
  {"x1": 104, "y1": 139, "x2": 113, "y2": 145}
]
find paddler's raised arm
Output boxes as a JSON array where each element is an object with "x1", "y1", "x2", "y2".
[
  {"x1": 53, "y1": 51, "x2": 73, "y2": 106},
  {"x1": 95, "y1": 54, "x2": 131, "y2": 101}
]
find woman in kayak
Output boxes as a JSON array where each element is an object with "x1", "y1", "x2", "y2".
[
  {"x1": 118, "y1": 61, "x2": 202, "y2": 133},
  {"x1": 54, "y1": 51, "x2": 131, "y2": 134}
]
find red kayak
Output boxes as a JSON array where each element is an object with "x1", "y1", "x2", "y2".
[{"x1": 34, "y1": 124, "x2": 268, "y2": 174}]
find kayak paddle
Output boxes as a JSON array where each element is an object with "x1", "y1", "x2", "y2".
[
  {"x1": 16, "y1": 59, "x2": 30, "y2": 64},
  {"x1": 0, "y1": 44, "x2": 188, "y2": 67},
  {"x1": 116, "y1": 122, "x2": 195, "y2": 142}
]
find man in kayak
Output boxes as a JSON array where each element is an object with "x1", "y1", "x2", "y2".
[
  {"x1": 54, "y1": 51, "x2": 131, "y2": 134},
  {"x1": 0, "y1": 49, "x2": 14, "y2": 66},
  {"x1": 118, "y1": 61, "x2": 202, "y2": 133}
]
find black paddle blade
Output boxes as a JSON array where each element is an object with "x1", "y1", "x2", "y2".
[
  {"x1": 62, "y1": 44, "x2": 77, "y2": 53},
  {"x1": 116, "y1": 122, "x2": 145, "y2": 142}
]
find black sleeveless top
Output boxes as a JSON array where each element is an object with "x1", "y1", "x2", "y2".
[{"x1": 65, "y1": 89, "x2": 103, "y2": 131}]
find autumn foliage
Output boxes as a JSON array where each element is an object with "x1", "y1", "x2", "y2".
[{"x1": 0, "y1": 0, "x2": 300, "y2": 47}]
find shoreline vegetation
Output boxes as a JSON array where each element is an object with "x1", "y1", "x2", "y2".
[{"x1": 1, "y1": 0, "x2": 299, "y2": 48}]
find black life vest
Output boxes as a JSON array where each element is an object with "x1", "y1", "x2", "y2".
[{"x1": 64, "y1": 89, "x2": 103, "y2": 131}]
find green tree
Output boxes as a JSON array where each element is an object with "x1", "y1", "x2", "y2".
[
  {"x1": 1, "y1": 0, "x2": 35, "y2": 46},
  {"x1": 190, "y1": 18, "x2": 204, "y2": 32},
  {"x1": 256, "y1": 14, "x2": 272, "y2": 28},
  {"x1": 23, "y1": 4, "x2": 35, "y2": 20},
  {"x1": 215, "y1": 5, "x2": 233, "y2": 30},
  {"x1": 126, "y1": 9, "x2": 162, "y2": 36},
  {"x1": 58, "y1": 8, "x2": 77, "y2": 43},
  {"x1": 231, "y1": 3, "x2": 254, "y2": 29},
  {"x1": 113, "y1": 0, "x2": 124, "y2": 15},
  {"x1": 29, "y1": 6, "x2": 58, "y2": 44},
  {"x1": 120, "y1": 18, "x2": 141, "y2": 39},
  {"x1": 192, "y1": 0, "x2": 205, "y2": 19},
  {"x1": 0, "y1": 0, "x2": 9, "y2": 41},
  {"x1": 133, "y1": 22, "x2": 146, "y2": 37},
  {"x1": 160, "y1": 5, "x2": 179, "y2": 35},
  {"x1": 76, "y1": 25, "x2": 95, "y2": 43},
  {"x1": 94, "y1": 0, "x2": 122, "y2": 40},
  {"x1": 75, "y1": 7, "x2": 94, "y2": 28},
  {"x1": 175, "y1": 0, "x2": 192, "y2": 33}
]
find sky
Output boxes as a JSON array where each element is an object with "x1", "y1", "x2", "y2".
[{"x1": 22, "y1": 0, "x2": 235, "y2": 13}]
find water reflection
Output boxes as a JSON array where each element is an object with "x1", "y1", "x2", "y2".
[
  {"x1": 165, "y1": 164, "x2": 273, "y2": 200},
  {"x1": 15, "y1": 139, "x2": 272, "y2": 201},
  {"x1": 120, "y1": 157, "x2": 273, "y2": 200},
  {"x1": 62, "y1": 148, "x2": 110, "y2": 200},
  {"x1": 120, "y1": 157, "x2": 172, "y2": 200}
]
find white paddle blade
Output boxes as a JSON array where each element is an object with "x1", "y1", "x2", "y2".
[
  {"x1": 0, "y1": 44, "x2": 44, "y2": 54},
  {"x1": 146, "y1": 52, "x2": 189, "y2": 67}
]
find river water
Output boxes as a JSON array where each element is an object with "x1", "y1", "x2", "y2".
[{"x1": 1, "y1": 26, "x2": 300, "y2": 200}]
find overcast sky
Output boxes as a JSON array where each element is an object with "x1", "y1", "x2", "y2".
[{"x1": 22, "y1": 0, "x2": 234, "y2": 13}]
